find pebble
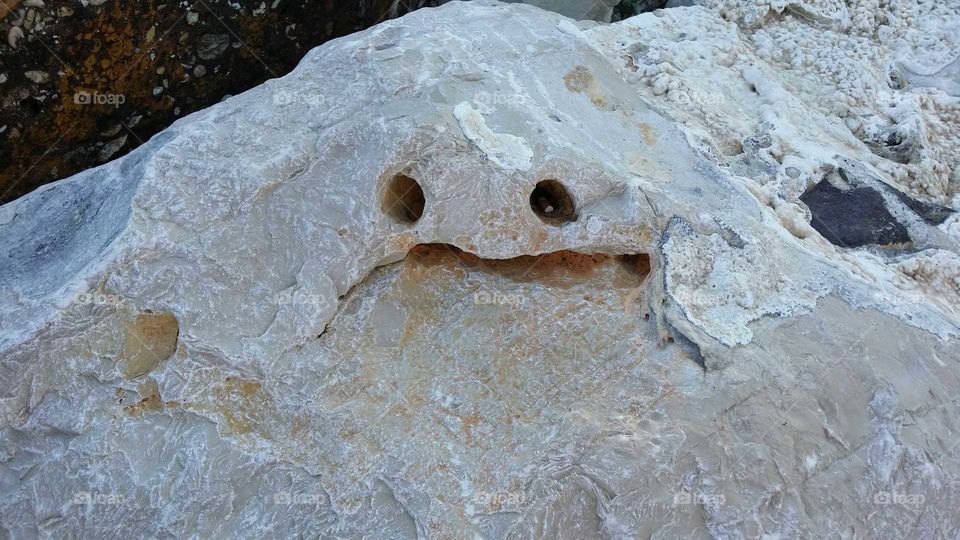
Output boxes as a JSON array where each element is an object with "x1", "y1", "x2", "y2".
[
  {"x1": 101, "y1": 123, "x2": 122, "y2": 137},
  {"x1": 186, "y1": 11, "x2": 199, "y2": 25},
  {"x1": 24, "y1": 9, "x2": 37, "y2": 30},
  {"x1": 8, "y1": 27, "x2": 25, "y2": 49},
  {"x1": 193, "y1": 64, "x2": 207, "y2": 77},
  {"x1": 197, "y1": 34, "x2": 230, "y2": 60},
  {"x1": 25, "y1": 70, "x2": 50, "y2": 83},
  {"x1": 98, "y1": 134, "x2": 128, "y2": 162}
]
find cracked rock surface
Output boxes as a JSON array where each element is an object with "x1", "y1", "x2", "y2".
[{"x1": 0, "y1": 1, "x2": 959, "y2": 537}]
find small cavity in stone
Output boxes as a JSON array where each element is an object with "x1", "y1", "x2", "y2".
[
  {"x1": 382, "y1": 173, "x2": 426, "y2": 224},
  {"x1": 530, "y1": 179, "x2": 576, "y2": 224}
]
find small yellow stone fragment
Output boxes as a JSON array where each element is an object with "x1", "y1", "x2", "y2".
[{"x1": 120, "y1": 312, "x2": 179, "y2": 379}]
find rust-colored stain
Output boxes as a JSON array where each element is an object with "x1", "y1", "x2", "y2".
[
  {"x1": 563, "y1": 65, "x2": 609, "y2": 109},
  {"x1": 211, "y1": 376, "x2": 265, "y2": 435},
  {"x1": 124, "y1": 378, "x2": 164, "y2": 417},
  {"x1": 563, "y1": 65, "x2": 594, "y2": 92},
  {"x1": 409, "y1": 243, "x2": 615, "y2": 284},
  {"x1": 639, "y1": 122, "x2": 657, "y2": 145}
]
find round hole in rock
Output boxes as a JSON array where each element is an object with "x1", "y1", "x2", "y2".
[
  {"x1": 382, "y1": 173, "x2": 426, "y2": 224},
  {"x1": 530, "y1": 179, "x2": 576, "y2": 223}
]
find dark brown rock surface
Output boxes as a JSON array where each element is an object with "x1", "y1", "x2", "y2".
[{"x1": 0, "y1": 0, "x2": 424, "y2": 203}]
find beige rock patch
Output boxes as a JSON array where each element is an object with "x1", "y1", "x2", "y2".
[
  {"x1": 638, "y1": 122, "x2": 657, "y2": 145},
  {"x1": 564, "y1": 65, "x2": 609, "y2": 109},
  {"x1": 124, "y1": 378, "x2": 165, "y2": 417},
  {"x1": 119, "y1": 312, "x2": 179, "y2": 379},
  {"x1": 212, "y1": 377, "x2": 267, "y2": 436}
]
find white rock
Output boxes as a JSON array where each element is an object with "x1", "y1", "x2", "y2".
[
  {"x1": 24, "y1": 70, "x2": 49, "y2": 83},
  {"x1": 7, "y1": 26, "x2": 24, "y2": 49},
  {"x1": 0, "y1": 1, "x2": 958, "y2": 538}
]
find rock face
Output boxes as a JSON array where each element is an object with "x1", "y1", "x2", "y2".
[{"x1": 1, "y1": 1, "x2": 959, "y2": 537}]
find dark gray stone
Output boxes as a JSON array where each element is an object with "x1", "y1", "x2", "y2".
[{"x1": 801, "y1": 174, "x2": 912, "y2": 248}]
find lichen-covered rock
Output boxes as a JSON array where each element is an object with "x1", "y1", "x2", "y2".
[{"x1": 0, "y1": 1, "x2": 958, "y2": 537}]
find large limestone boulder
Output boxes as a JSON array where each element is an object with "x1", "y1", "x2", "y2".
[{"x1": 1, "y1": 1, "x2": 958, "y2": 537}]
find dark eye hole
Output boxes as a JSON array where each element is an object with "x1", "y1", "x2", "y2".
[
  {"x1": 382, "y1": 173, "x2": 426, "y2": 224},
  {"x1": 530, "y1": 179, "x2": 576, "y2": 224}
]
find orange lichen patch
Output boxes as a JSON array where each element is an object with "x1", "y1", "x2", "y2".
[
  {"x1": 563, "y1": 65, "x2": 595, "y2": 93},
  {"x1": 124, "y1": 378, "x2": 164, "y2": 417},
  {"x1": 119, "y1": 312, "x2": 179, "y2": 379},
  {"x1": 452, "y1": 410, "x2": 483, "y2": 447},
  {"x1": 563, "y1": 65, "x2": 609, "y2": 109},
  {"x1": 639, "y1": 122, "x2": 657, "y2": 145},
  {"x1": 212, "y1": 377, "x2": 268, "y2": 436}
]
